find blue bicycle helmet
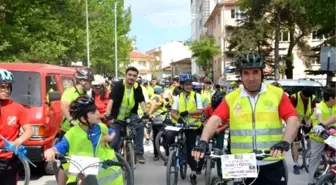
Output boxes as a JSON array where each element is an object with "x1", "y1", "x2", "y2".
[
  {"x1": 154, "y1": 86, "x2": 164, "y2": 94},
  {"x1": 179, "y1": 74, "x2": 193, "y2": 84},
  {"x1": 211, "y1": 91, "x2": 224, "y2": 110},
  {"x1": 192, "y1": 82, "x2": 202, "y2": 90},
  {"x1": 0, "y1": 69, "x2": 14, "y2": 84}
]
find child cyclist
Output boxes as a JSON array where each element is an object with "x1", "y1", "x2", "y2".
[
  {"x1": 44, "y1": 95, "x2": 122, "y2": 185},
  {"x1": 203, "y1": 91, "x2": 228, "y2": 178}
]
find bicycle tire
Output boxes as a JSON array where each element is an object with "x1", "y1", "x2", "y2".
[
  {"x1": 179, "y1": 160, "x2": 187, "y2": 180},
  {"x1": 166, "y1": 149, "x2": 178, "y2": 185},
  {"x1": 125, "y1": 143, "x2": 135, "y2": 171},
  {"x1": 19, "y1": 157, "x2": 31, "y2": 185},
  {"x1": 205, "y1": 158, "x2": 212, "y2": 185},
  {"x1": 316, "y1": 172, "x2": 336, "y2": 185},
  {"x1": 155, "y1": 130, "x2": 168, "y2": 162},
  {"x1": 303, "y1": 147, "x2": 311, "y2": 173},
  {"x1": 115, "y1": 152, "x2": 135, "y2": 185},
  {"x1": 210, "y1": 176, "x2": 227, "y2": 185}
]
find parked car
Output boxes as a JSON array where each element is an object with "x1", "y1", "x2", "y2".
[
  {"x1": 266, "y1": 79, "x2": 324, "y2": 102},
  {"x1": 0, "y1": 63, "x2": 76, "y2": 174}
]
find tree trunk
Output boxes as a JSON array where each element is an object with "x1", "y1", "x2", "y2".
[
  {"x1": 274, "y1": 6, "x2": 281, "y2": 80},
  {"x1": 285, "y1": 26, "x2": 296, "y2": 79}
]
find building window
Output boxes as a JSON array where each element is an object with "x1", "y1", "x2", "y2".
[
  {"x1": 280, "y1": 31, "x2": 289, "y2": 42},
  {"x1": 231, "y1": 9, "x2": 243, "y2": 19},
  {"x1": 139, "y1": 61, "x2": 147, "y2": 67},
  {"x1": 212, "y1": 20, "x2": 216, "y2": 28},
  {"x1": 312, "y1": 31, "x2": 323, "y2": 40},
  {"x1": 218, "y1": 13, "x2": 220, "y2": 24}
]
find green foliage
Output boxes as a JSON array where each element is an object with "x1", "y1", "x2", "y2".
[
  {"x1": 187, "y1": 35, "x2": 220, "y2": 76},
  {"x1": 0, "y1": 0, "x2": 133, "y2": 75}
]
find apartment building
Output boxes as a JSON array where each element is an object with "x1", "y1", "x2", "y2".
[
  {"x1": 190, "y1": 0, "x2": 217, "y2": 74},
  {"x1": 204, "y1": 0, "x2": 326, "y2": 82},
  {"x1": 128, "y1": 50, "x2": 155, "y2": 80}
]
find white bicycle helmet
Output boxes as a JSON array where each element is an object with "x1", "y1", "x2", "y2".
[
  {"x1": 0, "y1": 69, "x2": 14, "y2": 84},
  {"x1": 92, "y1": 74, "x2": 105, "y2": 86}
]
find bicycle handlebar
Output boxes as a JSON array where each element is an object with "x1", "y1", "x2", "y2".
[{"x1": 209, "y1": 149, "x2": 271, "y2": 161}]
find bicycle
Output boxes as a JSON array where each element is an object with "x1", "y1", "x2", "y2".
[
  {"x1": 209, "y1": 149, "x2": 276, "y2": 185},
  {"x1": 115, "y1": 116, "x2": 144, "y2": 171},
  {"x1": 153, "y1": 110, "x2": 173, "y2": 162},
  {"x1": 291, "y1": 124, "x2": 311, "y2": 169},
  {"x1": 165, "y1": 121, "x2": 198, "y2": 185},
  {"x1": 55, "y1": 153, "x2": 134, "y2": 185},
  {"x1": 202, "y1": 137, "x2": 216, "y2": 185}
]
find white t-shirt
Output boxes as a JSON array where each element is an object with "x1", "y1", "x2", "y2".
[{"x1": 172, "y1": 93, "x2": 203, "y2": 110}]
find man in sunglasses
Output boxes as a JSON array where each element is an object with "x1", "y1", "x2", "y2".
[
  {"x1": 105, "y1": 67, "x2": 149, "y2": 164},
  {"x1": 201, "y1": 77, "x2": 214, "y2": 106}
]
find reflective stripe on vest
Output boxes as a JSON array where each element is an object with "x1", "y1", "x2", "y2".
[
  {"x1": 172, "y1": 91, "x2": 202, "y2": 129},
  {"x1": 117, "y1": 85, "x2": 135, "y2": 120},
  {"x1": 310, "y1": 101, "x2": 336, "y2": 143},
  {"x1": 226, "y1": 84, "x2": 284, "y2": 161},
  {"x1": 65, "y1": 123, "x2": 123, "y2": 184},
  {"x1": 98, "y1": 166, "x2": 124, "y2": 185}
]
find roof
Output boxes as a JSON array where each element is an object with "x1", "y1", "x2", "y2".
[
  {"x1": 0, "y1": 63, "x2": 76, "y2": 74},
  {"x1": 171, "y1": 58, "x2": 191, "y2": 65},
  {"x1": 129, "y1": 50, "x2": 153, "y2": 59},
  {"x1": 265, "y1": 79, "x2": 323, "y2": 87}
]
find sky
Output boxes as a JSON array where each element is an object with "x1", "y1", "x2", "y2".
[{"x1": 124, "y1": 0, "x2": 191, "y2": 53}]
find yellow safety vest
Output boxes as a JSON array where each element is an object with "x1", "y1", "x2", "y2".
[
  {"x1": 201, "y1": 89, "x2": 212, "y2": 106},
  {"x1": 117, "y1": 81, "x2": 136, "y2": 120},
  {"x1": 291, "y1": 92, "x2": 315, "y2": 121},
  {"x1": 225, "y1": 84, "x2": 284, "y2": 160},
  {"x1": 172, "y1": 91, "x2": 202, "y2": 129},
  {"x1": 150, "y1": 95, "x2": 167, "y2": 122},
  {"x1": 138, "y1": 85, "x2": 150, "y2": 116},
  {"x1": 65, "y1": 124, "x2": 123, "y2": 185},
  {"x1": 310, "y1": 101, "x2": 336, "y2": 143}
]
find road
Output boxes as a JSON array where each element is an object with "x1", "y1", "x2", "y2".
[{"x1": 19, "y1": 144, "x2": 309, "y2": 185}]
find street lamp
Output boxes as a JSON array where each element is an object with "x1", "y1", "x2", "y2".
[
  {"x1": 85, "y1": 0, "x2": 91, "y2": 67},
  {"x1": 114, "y1": 2, "x2": 118, "y2": 79}
]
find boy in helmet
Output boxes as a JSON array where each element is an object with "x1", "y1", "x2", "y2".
[{"x1": 0, "y1": 69, "x2": 33, "y2": 185}]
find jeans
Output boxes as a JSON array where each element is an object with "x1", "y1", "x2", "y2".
[
  {"x1": 308, "y1": 140, "x2": 325, "y2": 184},
  {"x1": 109, "y1": 114, "x2": 144, "y2": 156}
]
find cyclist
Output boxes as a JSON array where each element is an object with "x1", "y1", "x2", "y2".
[
  {"x1": 201, "y1": 77, "x2": 214, "y2": 106},
  {"x1": 192, "y1": 82, "x2": 202, "y2": 94},
  {"x1": 171, "y1": 73, "x2": 203, "y2": 185},
  {"x1": 148, "y1": 86, "x2": 168, "y2": 161},
  {"x1": 203, "y1": 91, "x2": 228, "y2": 178},
  {"x1": 289, "y1": 86, "x2": 316, "y2": 174},
  {"x1": 192, "y1": 52, "x2": 300, "y2": 185},
  {"x1": 92, "y1": 74, "x2": 110, "y2": 124},
  {"x1": 105, "y1": 67, "x2": 149, "y2": 164},
  {"x1": 60, "y1": 68, "x2": 94, "y2": 137},
  {"x1": 0, "y1": 69, "x2": 33, "y2": 185},
  {"x1": 44, "y1": 95, "x2": 121, "y2": 185},
  {"x1": 307, "y1": 87, "x2": 336, "y2": 185},
  {"x1": 148, "y1": 77, "x2": 159, "y2": 99}
]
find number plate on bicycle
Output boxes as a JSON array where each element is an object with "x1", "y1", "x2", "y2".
[
  {"x1": 69, "y1": 155, "x2": 100, "y2": 175},
  {"x1": 220, "y1": 153, "x2": 258, "y2": 179},
  {"x1": 324, "y1": 135, "x2": 336, "y2": 150},
  {"x1": 165, "y1": 126, "x2": 181, "y2": 132}
]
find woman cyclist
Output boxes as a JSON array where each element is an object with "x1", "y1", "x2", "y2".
[
  {"x1": 44, "y1": 95, "x2": 120, "y2": 185},
  {"x1": 92, "y1": 74, "x2": 110, "y2": 124}
]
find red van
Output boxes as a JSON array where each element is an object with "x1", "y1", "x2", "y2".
[{"x1": 0, "y1": 63, "x2": 76, "y2": 174}]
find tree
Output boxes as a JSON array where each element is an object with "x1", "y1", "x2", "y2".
[
  {"x1": 187, "y1": 35, "x2": 220, "y2": 77},
  {"x1": 230, "y1": 0, "x2": 314, "y2": 79}
]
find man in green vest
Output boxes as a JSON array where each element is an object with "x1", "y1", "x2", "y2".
[
  {"x1": 148, "y1": 76, "x2": 159, "y2": 99},
  {"x1": 201, "y1": 77, "x2": 214, "y2": 106},
  {"x1": 105, "y1": 67, "x2": 149, "y2": 164},
  {"x1": 44, "y1": 95, "x2": 123, "y2": 185},
  {"x1": 192, "y1": 52, "x2": 300, "y2": 185},
  {"x1": 171, "y1": 73, "x2": 204, "y2": 185},
  {"x1": 289, "y1": 86, "x2": 316, "y2": 174},
  {"x1": 307, "y1": 88, "x2": 336, "y2": 185}
]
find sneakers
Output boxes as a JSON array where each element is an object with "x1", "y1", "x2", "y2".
[
  {"x1": 144, "y1": 138, "x2": 150, "y2": 145},
  {"x1": 136, "y1": 155, "x2": 146, "y2": 164},
  {"x1": 153, "y1": 156, "x2": 160, "y2": 161},
  {"x1": 293, "y1": 164, "x2": 300, "y2": 175},
  {"x1": 189, "y1": 174, "x2": 197, "y2": 185}
]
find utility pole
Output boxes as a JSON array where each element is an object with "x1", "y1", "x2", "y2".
[
  {"x1": 114, "y1": 2, "x2": 118, "y2": 79},
  {"x1": 85, "y1": 0, "x2": 91, "y2": 67}
]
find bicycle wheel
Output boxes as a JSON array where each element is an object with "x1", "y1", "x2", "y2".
[
  {"x1": 155, "y1": 130, "x2": 168, "y2": 162},
  {"x1": 179, "y1": 160, "x2": 187, "y2": 180},
  {"x1": 125, "y1": 142, "x2": 135, "y2": 171},
  {"x1": 115, "y1": 152, "x2": 135, "y2": 185},
  {"x1": 303, "y1": 147, "x2": 312, "y2": 173},
  {"x1": 166, "y1": 149, "x2": 178, "y2": 185},
  {"x1": 210, "y1": 176, "x2": 228, "y2": 185},
  {"x1": 205, "y1": 158, "x2": 212, "y2": 185},
  {"x1": 19, "y1": 157, "x2": 31, "y2": 185},
  {"x1": 316, "y1": 172, "x2": 336, "y2": 185}
]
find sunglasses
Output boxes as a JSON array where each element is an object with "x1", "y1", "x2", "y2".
[{"x1": 93, "y1": 85, "x2": 103, "y2": 89}]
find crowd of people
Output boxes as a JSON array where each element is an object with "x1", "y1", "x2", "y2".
[{"x1": 0, "y1": 52, "x2": 335, "y2": 185}]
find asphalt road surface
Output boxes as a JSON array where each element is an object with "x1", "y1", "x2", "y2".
[{"x1": 19, "y1": 144, "x2": 309, "y2": 185}]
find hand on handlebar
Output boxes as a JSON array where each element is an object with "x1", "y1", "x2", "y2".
[
  {"x1": 44, "y1": 148, "x2": 57, "y2": 162},
  {"x1": 191, "y1": 140, "x2": 208, "y2": 162},
  {"x1": 313, "y1": 123, "x2": 325, "y2": 135},
  {"x1": 180, "y1": 111, "x2": 189, "y2": 117},
  {"x1": 270, "y1": 141, "x2": 290, "y2": 158}
]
